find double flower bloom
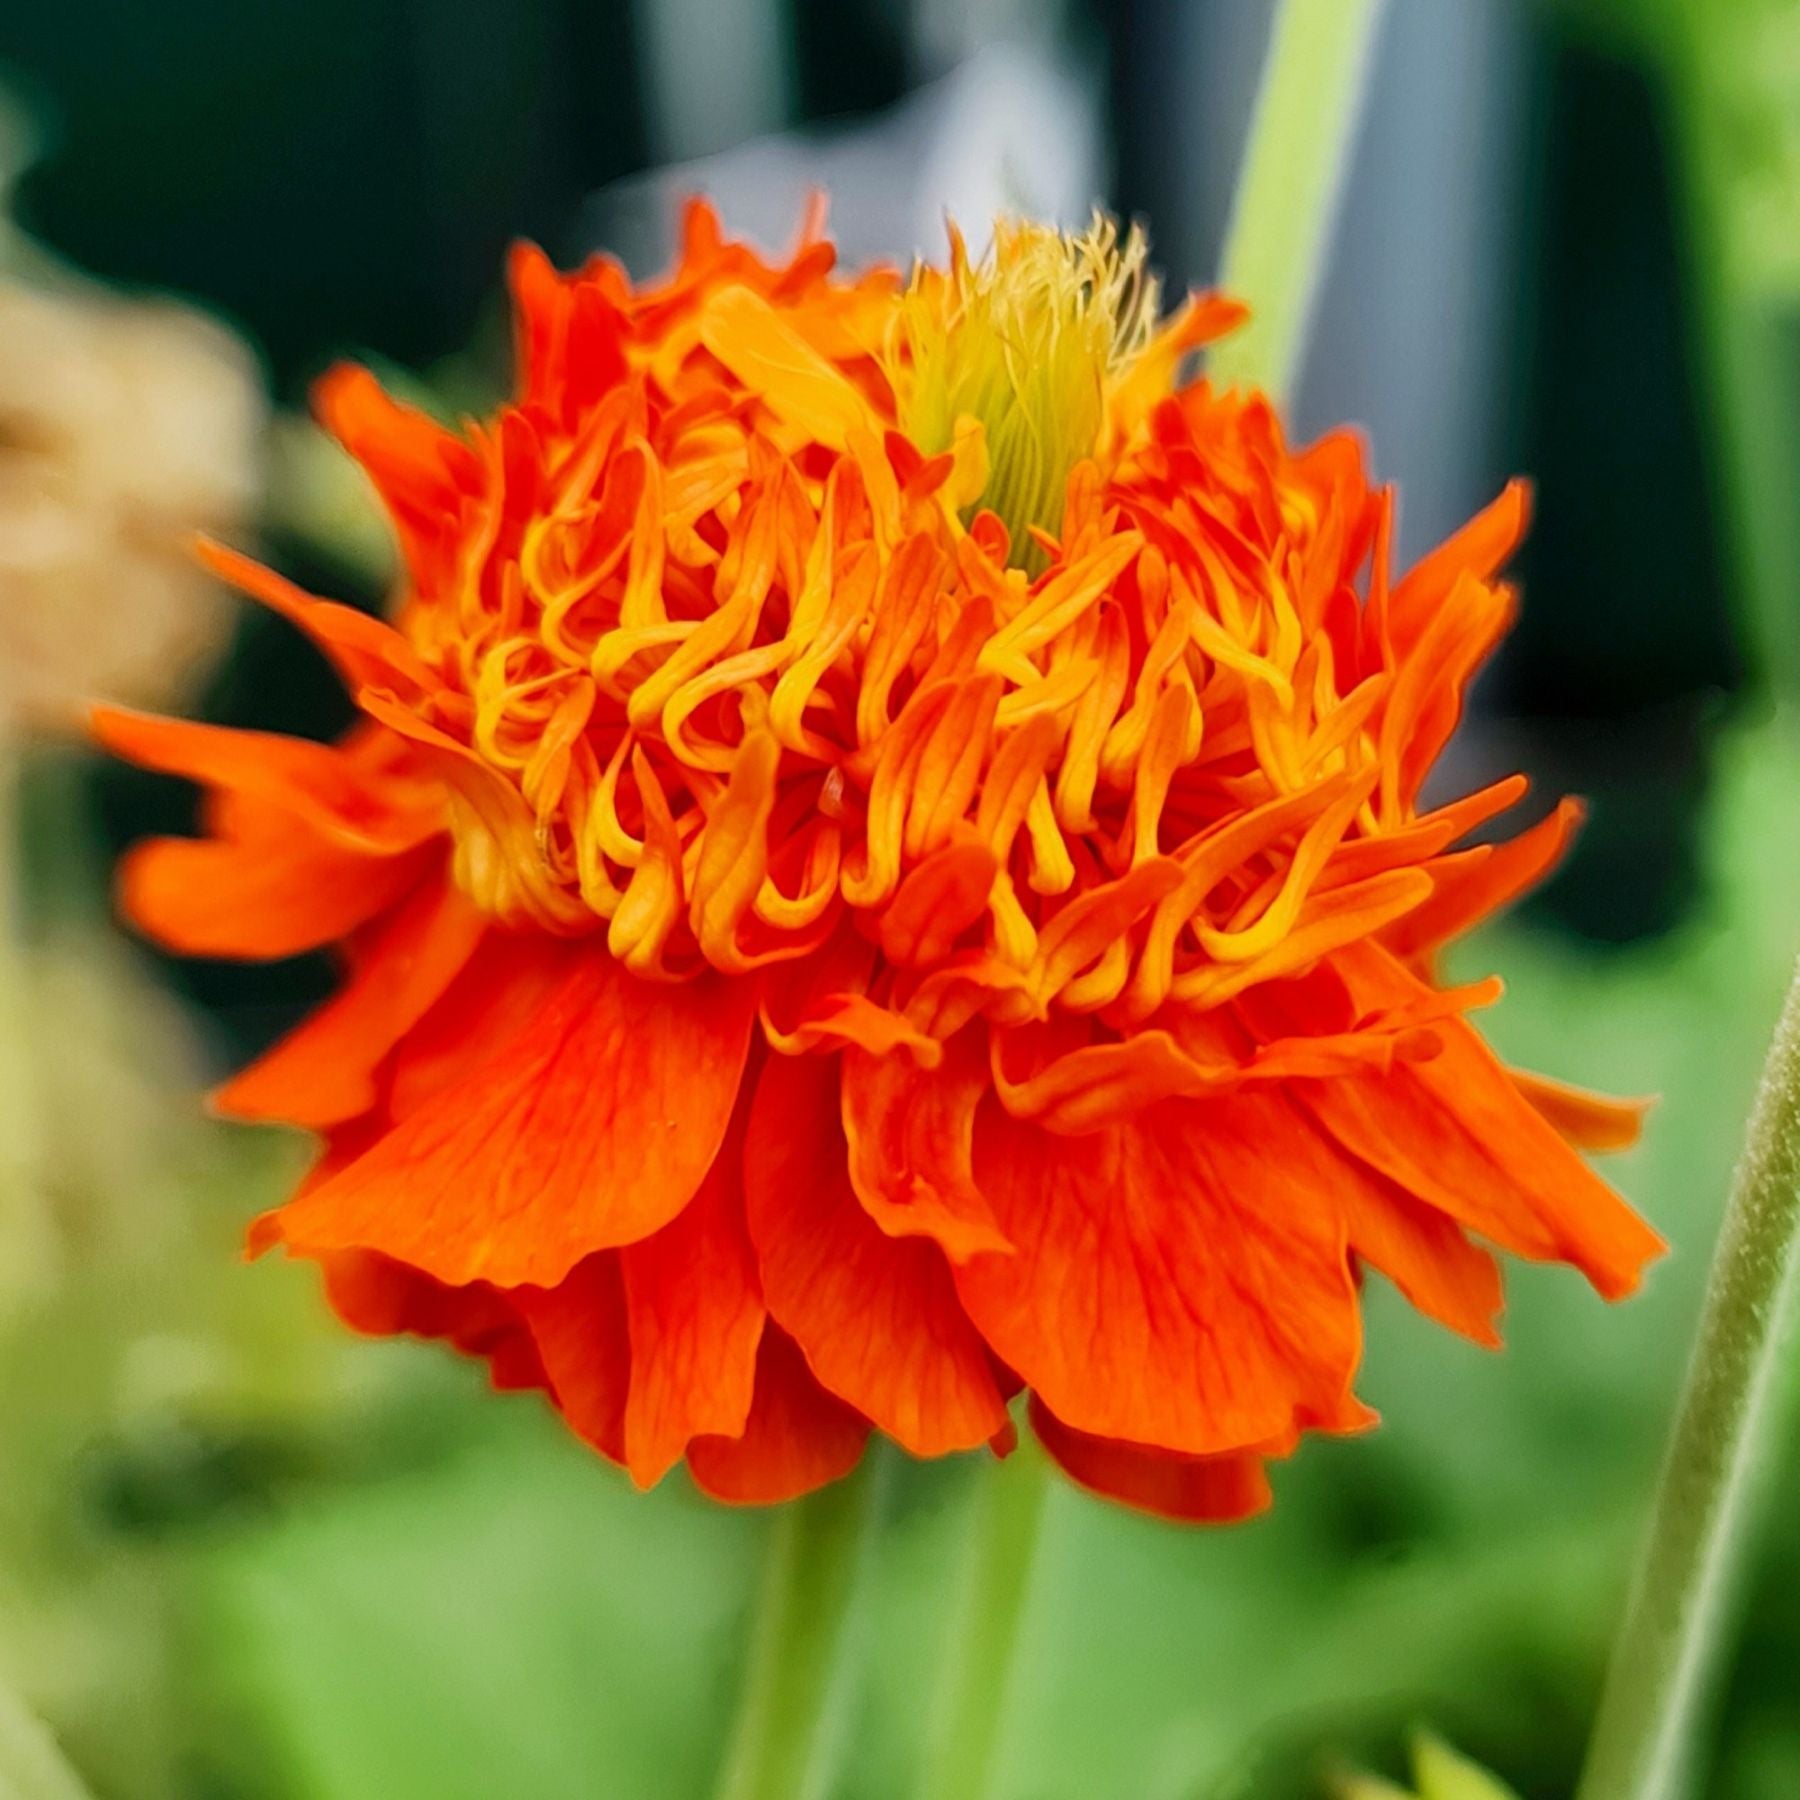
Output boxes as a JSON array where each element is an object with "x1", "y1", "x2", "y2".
[{"x1": 96, "y1": 203, "x2": 1662, "y2": 1521}]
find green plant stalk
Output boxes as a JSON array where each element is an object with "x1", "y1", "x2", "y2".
[
  {"x1": 1209, "y1": 0, "x2": 1388, "y2": 405},
  {"x1": 1647, "y1": 0, "x2": 1800, "y2": 696},
  {"x1": 1578, "y1": 955, "x2": 1800, "y2": 1800},
  {"x1": 917, "y1": 1439, "x2": 1052, "y2": 1800},
  {"x1": 714, "y1": 1449, "x2": 889, "y2": 1800}
]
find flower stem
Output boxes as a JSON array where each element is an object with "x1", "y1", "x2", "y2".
[
  {"x1": 714, "y1": 1449, "x2": 890, "y2": 1800},
  {"x1": 917, "y1": 1438, "x2": 1052, "y2": 1800},
  {"x1": 1209, "y1": 0, "x2": 1388, "y2": 406},
  {"x1": 1578, "y1": 954, "x2": 1800, "y2": 1800}
]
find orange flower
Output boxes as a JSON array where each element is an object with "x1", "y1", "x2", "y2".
[{"x1": 97, "y1": 203, "x2": 1663, "y2": 1521}]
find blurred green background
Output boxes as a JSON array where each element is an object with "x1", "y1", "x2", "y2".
[{"x1": 0, "y1": 1, "x2": 1797, "y2": 1795}]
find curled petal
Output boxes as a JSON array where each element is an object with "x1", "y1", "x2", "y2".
[{"x1": 322, "y1": 1251, "x2": 547, "y2": 1394}]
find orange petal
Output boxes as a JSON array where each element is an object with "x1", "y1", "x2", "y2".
[
  {"x1": 1305, "y1": 945, "x2": 1665, "y2": 1299},
  {"x1": 1339, "y1": 1165, "x2": 1504, "y2": 1347},
  {"x1": 313, "y1": 362, "x2": 483, "y2": 593},
  {"x1": 687, "y1": 1327, "x2": 869, "y2": 1505},
  {"x1": 266, "y1": 951, "x2": 759, "y2": 1287},
  {"x1": 956, "y1": 1091, "x2": 1363, "y2": 1457},
  {"x1": 696, "y1": 285, "x2": 876, "y2": 450},
  {"x1": 745, "y1": 1052, "x2": 1009, "y2": 1457},
  {"x1": 213, "y1": 877, "x2": 487, "y2": 1128},
  {"x1": 507, "y1": 241, "x2": 629, "y2": 430},
  {"x1": 320, "y1": 1250, "x2": 546, "y2": 1394},
  {"x1": 840, "y1": 1032, "x2": 1011, "y2": 1263},
  {"x1": 1384, "y1": 798, "x2": 1584, "y2": 961},
  {"x1": 193, "y1": 537, "x2": 439, "y2": 697},
  {"x1": 514, "y1": 1254, "x2": 631, "y2": 1464},
  {"x1": 385, "y1": 928, "x2": 580, "y2": 1121},
  {"x1": 877, "y1": 839, "x2": 998, "y2": 968},
  {"x1": 1388, "y1": 478, "x2": 1530, "y2": 653},
  {"x1": 116, "y1": 828, "x2": 432, "y2": 961},
  {"x1": 618, "y1": 1108, "x2": 766, "y2": 1488},
  {"x1": 91, "y1": 707, "x2": 441, "y2": 854},
  {"x1": 1029, "y1": 1399, "x2": 1273, "y2": 1525},
  {"x1": 1512, "y1": 1068, "x2": 1652, "y2": 1153}
]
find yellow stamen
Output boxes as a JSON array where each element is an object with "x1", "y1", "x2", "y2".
[{"x1": 891, "y1": 214, "x2": 1160, "y2": 569}]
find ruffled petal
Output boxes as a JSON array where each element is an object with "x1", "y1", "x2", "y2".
[
  {"x1": 1384, "y1": 798, "x2": 1585, "y2": 962},
  {"x1": 1303, "y1": 944, "x2": 1664, "y2": 1299},
  {"x1": 1387, "y1": 479, "x2": 1530, "y2": 652},
  {"x1": 745, "y1": 1051, "x2": 1009, "y2": 1457},
  {"x1": 1339, "y1": 1168, "x2": 1504, "y2": 1347},
  {"x1": 261, "y1": 950, "x2": 758, "y2": 1286},
  {"x1": 514, "y1": 1255, "x2": 631, "y2": 1463},
  {"x1": 619, "y1": 1108, "x2": 765, "y2": 1487},
  {"x1": 839, "y1": 1031, "x2": 1011, "y2": 1262},
  {"x1": 313, "y1": 363, "x2": 484, "y2": 594},
  {"x1": 687, "y1": 1327, "x2": 869, "y2": 1504},
  {"x1": 1029, "y1": 1399, "x2": 1273, "y2": 1524},
  {"x1": 321, "y1": 1250, "x2": 546, "y2": 1394},
  {"x1": 955, "y1": 1089, "x2": 1363, "y2": 1457}
]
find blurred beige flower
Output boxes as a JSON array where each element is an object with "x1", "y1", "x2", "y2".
[
  {"x1": 0, "y1": 273, "x2": 263, "y2": 726},
  {"x1": 0, "y1": 236, "x2": 263, "y2": 1316}
]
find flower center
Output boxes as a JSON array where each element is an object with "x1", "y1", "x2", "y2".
[{"x1": 891, "y1": 216, "x2": 1160, "y2": 569}]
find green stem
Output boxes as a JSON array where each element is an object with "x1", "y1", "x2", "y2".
[
  {"x1": 1578, "y1": 955, "x2": 1800, "y2": 1800},
  {"x1": 1209, "y1": 0, "x2": 1388, "y2": 406},
  {"x1": 1649, "y1": 0, "x2": 1800, "y2": 695},
  {"x1": 714, "y1": 1450, "x2": 889, "y2": 1800},
  {"x1": 917, "y1": 1440, "x2": 1052, "y2": 1800}
]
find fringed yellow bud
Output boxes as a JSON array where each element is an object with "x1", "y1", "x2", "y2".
[{"x1": 892, "y1": 214, "x2": 1160, "y2": 569}]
